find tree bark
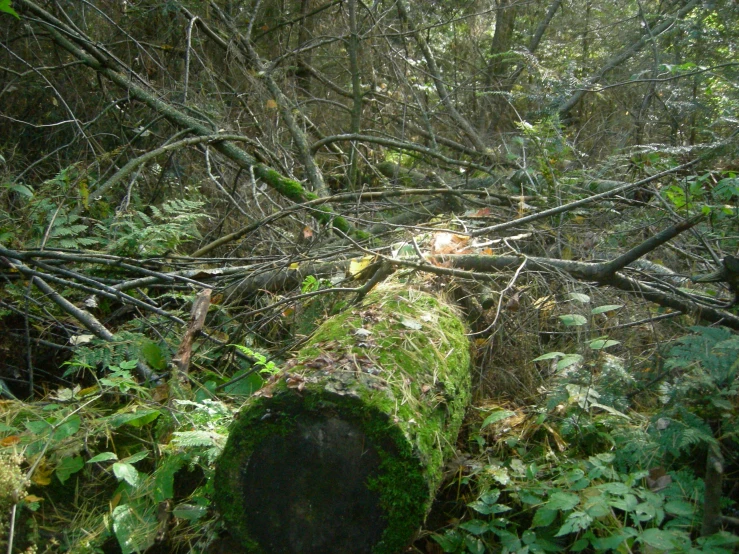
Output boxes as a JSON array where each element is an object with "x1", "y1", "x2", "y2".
[{"x1": 214, "y1": 283, "x2": 471, "y2": 554}]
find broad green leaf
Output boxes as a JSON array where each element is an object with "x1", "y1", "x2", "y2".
[
  {"x1": 518, "y1": 491, "x2": 542, "y2": 505},
  {"x1": 105, "y1": 409, "x2": 161, "y2": 429},
  {"x1": 8, "y1": 183, "x2": 33, "y2": 197},
  {"x1": 555, "y1": 511, "x2": 593, "y2": 536},
  {"x1": 52, "y1": 414, "x2": 81, "y2": 441},
  {"x1": 172, "y1": 503, "x2": 207, "y2": 522},
  {"x1": 25, "y1": 420, "x2": 51, "y2": 435},
  {"x1": 639, "y1": 528, "x2": 675, "y2": 550},
  {"x1": 557, "y1": 354, "x2": 583, "y2": 371},
  {"x1": 589, "y1": 339, "x2": 620, "y2": 350},
  {"x1": 481, "y1": 410, "x2": 515, "y2": 428},
  {"x1": 153, "y1": 455, "x2": 185, "y2": 502},
  {"x1": 468, "y1": 499, "x2": 511, "y2": 515},
  {"x1": 0, "y1": 0, "x2": 19, "y2": 18},
  {"x1": 112, "y1": 462, "x2": 139, "y2": 487},
  {"x1": 141, "y1": 341, "x2": 167, "y2": 371},
  {"x1": 112, "y1": 504, "x2": 157, "y2": 554},
  {"x1": 559, "y1": 314, "x2": 587, "y2": 327},
  {"x1": 568, "y1": 292, "x2": 590, "y2": 303},
  {"x1": 699, "y1": 532, "x2": 739, "y2": 548},
  {"x1": 591, "y1": 532, "x2": 628, "y2": 550},
  {"x1": 478, "y1": 489, "x2": 501, "y2": 505},
  {"x1": 459, "y1": 519, "x2": 489, "y2": 535},
  {"x1": 122, "y1": 450, "x2": 148, "y2": 464},
  {"x1": 56, "y1": 456, "x2": 84, "y2": 484},
  {"x1": 532, "y1": 508, "x2": 557, "y2": 528},
  {"x1": 87, "y1": 452, "x2": 118, "y2": 464},
  {"x1": 591, "y1": 304, "x2": 623, "y2": 315},
  {"x1": 546, "y1": 491, "x2": 580, "y2": 512},
  {"x1": 223, "y1": 370, "x2": 264, "y2": 396},
  {"x1": 664, "y1": 500, "x2": 695, "y2": 517},
  {"x1": 465, "y1": 536, "x2": 485, "y2": 554},
  {"x1": 432, "y1": 530, "x2": 464, "y2": 552},
  {"x1": 532, "y1": 351, "x2": 565, "y2": 361},
  {"x1": 583, "y1": 494, "x2": 610, "y2": 518}
]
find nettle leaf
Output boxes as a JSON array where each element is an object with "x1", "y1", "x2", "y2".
[
  {"x1": 545, "y1": 491, "x2": 580, "y2": 512},
  {"x1": 555, "y1": 511, "x2": 593, "y2": 536},
  {"x1": 112, "y1": 504, "x2": 157, "y2": 554},
  {"x1": 56, "y1": 456, "x2": 84, "y2": 484},
  {"x1": 532, "y1": 508, "x2": 557, "y2": 528},
  {"x1": 52, "y1": 414, "x2": 81, "y2": 441},
  {"x1": 557, "y1": 354, "x2": 583, "y2": 371},
  {"x1": 639, "y1": 528, "x2": 676, "y2": 550},
  {"x1": 459, "y1": 519, "x2": 489, "y2": 535},
  {"x1": 112, "y1": 462, "x2": 139, "y2": 487},
  {"x1": 559, "y1": 314, "x2": 587, "y2": 327},
  {"x1": 141, "y1": 341, "x2": 167, "y2": 371}
]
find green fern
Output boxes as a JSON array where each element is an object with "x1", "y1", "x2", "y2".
[
  {"x1": 103, "y1": 198, "x2": 207, "y2": 257},
  {"x1": 64, "y1": 331, "x2": 149, "y2": 377},
  {"x1": 651, "y1": 326, "x2": 739, "y2": 460}
]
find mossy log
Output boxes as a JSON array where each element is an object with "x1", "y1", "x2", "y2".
[{"x1": 214, "y1": 285, "x2": 471, "y2": 554}]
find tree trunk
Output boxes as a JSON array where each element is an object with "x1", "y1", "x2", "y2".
[{"x1": 214, "y1": 283, "x2": 471, "y2": 554}]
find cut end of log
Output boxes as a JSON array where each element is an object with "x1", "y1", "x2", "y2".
[
  {"x1": 242, "y1": 416, "x2": 385, "y2": 553},
  {"x1": 214, "y1": 391, "x2": 431, "y2": 554}
]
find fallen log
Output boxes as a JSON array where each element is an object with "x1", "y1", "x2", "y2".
[{"x1": 214, "y1": 283, "x2": 471, "y2": 554}]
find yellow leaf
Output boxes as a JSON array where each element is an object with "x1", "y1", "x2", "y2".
[
  {"x1": 30, "y1": 459, "x2": 54, "y2": 486},
  {"x1": 0, "y1": 435, "x2": 20, "y2": 446},
  {"x1": 348, "y1": 255, "x2": 374, "y2": 279},
  {"x1": 78, "y1": 385, "x2": 100, "y2": 397},
  {"x1": 266, "y1": 99, "x2": 278, "y2": 109},
  {"x1": 24, "y1": 495, "x2": 44, "y2": 503}
]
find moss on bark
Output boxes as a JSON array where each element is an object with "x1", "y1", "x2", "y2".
[{"x1": 214, "y1": 284, "x2": 471, "y2": 554}]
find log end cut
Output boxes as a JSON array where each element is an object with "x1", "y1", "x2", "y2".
[{"x1": 215, "y1": 392, "x2": 431, "y2": 554}]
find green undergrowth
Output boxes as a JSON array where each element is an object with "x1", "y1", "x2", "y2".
[
  {"x1": 431, "y1": 324, "x2": 739, "y2": 554},
  {"x1": 1, "y1": 286, "x2": 737, "y2": 553}
]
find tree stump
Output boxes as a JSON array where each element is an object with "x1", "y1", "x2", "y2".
[{"x1": 214, "y1": 284, "x2": 471, "y2": 554}]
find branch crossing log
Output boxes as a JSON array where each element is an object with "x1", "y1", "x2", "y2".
[{"x1": 214, "y1": 284, "x2": 471, "y2": 553}]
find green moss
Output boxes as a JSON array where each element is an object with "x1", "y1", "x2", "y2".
[
  {"x1": 214, "y1": 283, "x2": 471, "y2": 553},
  {"x1": 252, "y1": 165, "x2": 358, "y2": 237}
]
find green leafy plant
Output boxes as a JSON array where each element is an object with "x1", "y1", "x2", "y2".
[
  {"x1": 435, "y1": 325, "x2": 739, "y2": 553},
  {"x1": 231, "y1": 344, "x2": 280, "y2": 376},
  {"x1": 0, "y1": 0, "x2": 18, "y2": 19},
  {"x1": 103, "y1": 198, "x2": 207, "y2": 257}
]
